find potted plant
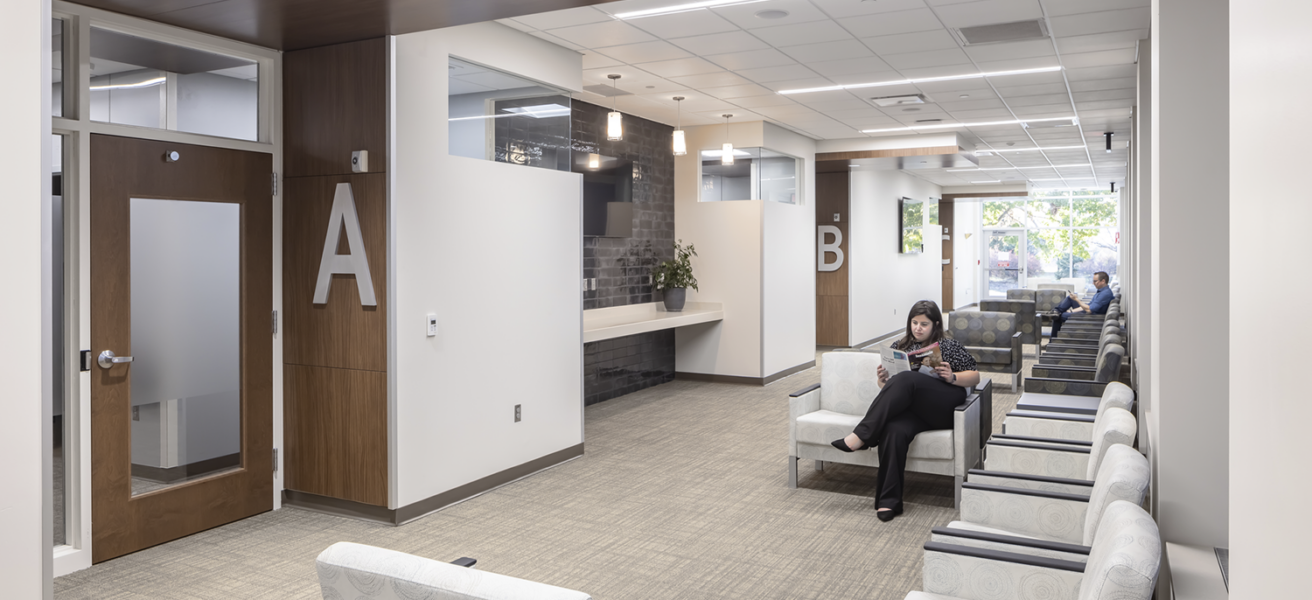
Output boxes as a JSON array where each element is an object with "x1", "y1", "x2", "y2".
[{"x1": 653, "y1": 240, "x2": 698, "y2": 312}]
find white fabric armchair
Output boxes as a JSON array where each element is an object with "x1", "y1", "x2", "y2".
[
  {"x1": 980, "y1": 407, "x2": 1136, "y2": 482},
  {"x1": 1002, "y1": 382, "x2": 1135, "y2": 442},
  {"x1": 316, "y1": 542, "x2": 592, "y2": 600},
  {"x1": 906, "y1": 500, "x2": 1161, "y2": 600},
  {"x1": 788, "y1": 352, "x2": 982, "y2": 507}
]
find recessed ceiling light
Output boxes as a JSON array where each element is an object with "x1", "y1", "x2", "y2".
[
  {"x1": 755, "y1": 9, "x2": 790, "y2": 19},
  {"x1": 959, "y1": 94, "x2": 970, "y2": 99},
  {"x1": 778, "y1": 66, "x2": 1062, "y2": 95},
  {"x1": 871, "y1": 94, "x2": 925, "y2": 107},
  {"x1": 1005, "y1": 142, "x2": 1015, "y2": 146}
]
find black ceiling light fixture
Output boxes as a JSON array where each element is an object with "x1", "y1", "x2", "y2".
[{"x1": 1104, "y1": 131, "x2": 1114, "y2": 153}]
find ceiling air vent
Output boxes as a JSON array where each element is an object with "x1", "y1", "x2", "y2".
[
  {"x1": 915, "y1": 119, "x2": 942, "y2": 123},
  {"x1": 956, "y1": 19, "x2": 1049, "y2": 46},
  {"x1": 583, "y1": 84, "x2": 632, "y2": 97},
  {"x1": 871, "y1": 94, "x2": 926, "y2": 107}
]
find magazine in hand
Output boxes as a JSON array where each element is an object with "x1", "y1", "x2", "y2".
[
  {"x1": 883, "y1": 343, "x2": 943, "y2": 380},
  {"x1": 880, "y1": 346, "x2": 912, "y2": 377}
]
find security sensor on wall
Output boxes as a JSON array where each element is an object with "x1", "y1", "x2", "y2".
[{"x1": 351, "y1": 150, "x2": 368, "y2": 173}]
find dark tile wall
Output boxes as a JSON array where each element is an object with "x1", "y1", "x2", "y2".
[{"x1": 573, "y1": 100, "x2": 677, "y2": 404}]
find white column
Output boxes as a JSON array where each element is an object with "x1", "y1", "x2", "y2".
[
  {"x1": 1150, "y1": 0, "x2": 1229, "y2": 548},
  {"x1": 0, "y1": 0, "x2": 53, "y2": 597},
  {"x1": 1230, "y1": 0, "x2": 1312, "y2": 595},
  {"x1": 1133, "y1": 37, "x2": 1154, "y2": 471}
]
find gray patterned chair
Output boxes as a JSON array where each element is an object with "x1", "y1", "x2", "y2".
[
  {"x1": 1002, "y1": 382, "x2": 1135, "y2": 443},
  {"x1": 945, "y1": 310, "x2": 1024, "y2": 392},
  {"x1": 1005, "y1": 288, "x2": 1035, "y2": 302},
  {"x1": 316, "y1": 542, "x2": 592, "y2": 600},
  {"x1": 978, "y1": 299, "x2": 1038, "y2": 350},
  {"x1": 908, "y1": 500, "x2": 1161, "y2": 600},
  {"x1": 1021, "y1": 344, "x2": 1126, "y2": 411},
  {"x1": 943, "y1": 444, "x2": 1149, "y2": 546},
  {"x1": 788, "y1": 352, "x2": 982, "y2": 508},
  {"x1": 978, "y1": 407, "x2": 1136, "y2": 483},
  {"x1": 1034, "y1": 289, "x2": 1069, "y2": 339},
  {"x1": 1038, "y1": 282, "x2": 1076, "y2": 294}
]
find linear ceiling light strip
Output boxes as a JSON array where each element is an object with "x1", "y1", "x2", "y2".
[
  {"x1": 778, "y1": 66, "x2": 1063, "y2": 96},
  {"x1": 948, "y1": 163, "x2": 1092, "y2": 172},
  {"x1": 863, "y1": 116, "x2": 1077, "y2": 134},
  {"x1": 614, "y1": 0, "x2": 768, "y2": 19}
]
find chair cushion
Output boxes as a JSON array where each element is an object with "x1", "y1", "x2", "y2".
[
  {"x1": 965, "y1": 346, "x2": 1012, "y2": 365},
  {"x1": 947, "y1": 311, "x2": 1019, "y2": 349},
  {"x1": 795, "y1": 410, "x2": 954, "y2": 459},
  {"x1": 818, "y1": 352, "x2": 882, "y2": 414}
]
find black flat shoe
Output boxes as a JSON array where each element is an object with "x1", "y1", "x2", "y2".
[
  {"x1": 831, "y1": 438, "x2": 861, "y2": 452},
  {"x1": 876, "y1": 506, "x2": 904, "y2": 522}
]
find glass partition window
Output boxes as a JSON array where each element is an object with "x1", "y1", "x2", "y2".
[
  {"x1": 51, "y1": 134, "x2": 67, "y2": 546},
  {"x1": 447, "y1": 57, "x2": 571, "y2": 172},
  {"x1": 699, "y1": 147, "x2": 800, "y2": 203},
  {"x1": 90, "y1": 27, "x2": 259, "y2": 141},
  {"x1": 52, "y1": 19, "x2": 64, "y2": 118},
  {"x1": 983, "y1": 191, "x2": 1120, "y2": 288},
  {"x1": 900, "y1": 197, "x2": 924, "y2": 254}
]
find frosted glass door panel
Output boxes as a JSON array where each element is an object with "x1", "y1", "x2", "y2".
[{"x1": 129, "y1": 198, "x2": 241, "y2": 495}]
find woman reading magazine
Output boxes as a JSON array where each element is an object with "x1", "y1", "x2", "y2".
[{"x1": 830, "y1": 300, "x2": 979, "y2": 521}]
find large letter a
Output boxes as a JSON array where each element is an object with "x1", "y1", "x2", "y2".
[{"x1": 313, "y1": 183, "x2": 377, "y2": 306}]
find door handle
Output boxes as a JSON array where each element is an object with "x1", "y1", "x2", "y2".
[{"x1": 97, "y1": 350, "x2": 134, "y2": 369}]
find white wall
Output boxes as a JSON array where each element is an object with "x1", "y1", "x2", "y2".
[
  {"x1": 1149, "y1": 0, "x2": 1229, "y2": 549},
  {"x1": 848, "y1": 169, "x2": 943, "y2": 345},
  {"x1": 1230, "y1": 0, "x2": 1312, "y2": 595},
  {"x1": 952, "y1": 200, "x2": 980, "y2": 309},
  {"x1": 0, "y1": 0, "x2": 51, "y2": 596},
  {"x1": 391, "y1": 23, "x2": 583, "y2": 508},
  {"x1": 761, "y1": 123, "x2": 816, "y2": 376}
]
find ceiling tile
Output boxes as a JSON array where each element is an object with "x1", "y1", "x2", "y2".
[
  {"x1": 754, "y1": 104, "x2": 824, "y2": 118},
  {"x1": 1059, "y1": 48, "x2": 1137, "y2": 69},
  {"x1": 883, "y1": 47, "x2": 972, "y2": 69},
  {"x1": 948, "y1": 108, "x2": 1019, "y2": 119},
  {"x1": 595, "y1": 40, "x2": 692, "y2": 64},
  {"x1": 705, "y1": 49, "x2": 797, "y2": 71},
  {"x1": 529, "y1": 30, "x2": 585, "y2": 51},
  {"x1": 1005, "y1": 93, "x2": 1071, "y2": 107},
  {"x1": 963, "y1": 38, "x2": 1056, "y2": 62},
  {"x1": 624, "y1": 11, "x2": 741, "y2": 38},
  {"x1": 668, "y1": 71, "x2": 757, "y2": 88},
  {"x1": 549, "y1": 21, "x2": 657, "y2": 48},
  {"x1": 511, "y1": 6, "x2": 611, "y2": 30},
  {"x1": 912, "y1": 80, "x2": 998, "y2": 95},
  {"x1": 1055, "y1": 29, "x2": 1147, "y2": 54},
  {"x1": 1008, "y1": 103, "x2": 1076, "y2": 117},
  {"x1": 841, "y1": 9, "x2": 945, "y2": 38},
  {"x1": 637, "y1": 57, "x2": 724, "y2": 78},
  {"x1": 806, "y1": 57, "x2": 897, "y2": 79},
  {"x1": 994, "y1": 82, "x2": 1070, "y2": 97},
  {"x1": 730, "y1": 94, "x2": 798, "y2": 108},
  {"x1": 667, "y1": 31, "x2": 770, "y2": 55},
  {"x1": 1072, "y1": 89, "x2": 1134, "y2": 103},
  {"x1": 811, "y1": 0, "x2": 930, "y2": 19},
  {"x1": 584, "y1": 65, "x2": 675, "y2": 89},
  {"x1": 796, "y1": 97, "x2": 875, "y2": 111},
  {"x1": 733, "y1": 63, "x2": 824, "y2": 83},
  {"x1": 750, "y1": 20, "x2": 855, "y2": 47},
  {"x1": 1068, "y1": 77, "x2": 1136, "y2": 93},
  {"x1": 863, "y1": 29, "x2": 962, "y2": 55},
  {"x1": 699, "y1": 83, "x2": 777, "y2": 99},
  {"x1": 937, "y1": 98, "x2": 1007, "y2": 112},
  {"x1": 932, "y1": 0, "x2": 1045, "y2": 29},
  {"x1": 1064, "y1": 64, "x2": 1137, "y2": 81},
  {"x1": 1075, "y1": 99, "x2": 1134, "y2": 112},
  {"x1": 581, "y1": 52, "x2": 624, "y2": 70},
  {"x1": 711, "y1": 0, "x2": 831, "y2": 29},
  {"x1": 971, "y1": 56, "x2": 1064, "y2": 73},
  {"x1": 1048, "y1": 8, "x2": 1151, "y2": 37},
  {"x1": 1043, "y1": 0, "x2": 1148, "y2": 17},
  {"x1": 762, "y1": 77, "x2": 842, "y2": 92},
  {"x1": 781, "y1": 40, "x2": 875, "y2": 63}
]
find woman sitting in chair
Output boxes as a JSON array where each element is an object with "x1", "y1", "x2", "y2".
[{"x1": 831, "y1": 300, "x2": 979, "y2": 521}]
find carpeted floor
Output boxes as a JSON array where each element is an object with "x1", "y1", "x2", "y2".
[{"x1": 54, "y1": 348, "x2": 1033, "y2": 600}]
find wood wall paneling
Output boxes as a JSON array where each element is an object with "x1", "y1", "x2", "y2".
[
  {"x1": 284, "y1": 38, "x2": 387, "y2": 178},
  {"x1": 816, "y1": 171, "x2": 850, "y2": 347},
  {"x1": 285, "y1": 364, "x2": 388, "y2": 506}
]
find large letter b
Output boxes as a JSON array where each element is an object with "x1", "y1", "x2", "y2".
[{"x1": 818, "y1": 225, "x2": 844, "y2": 272}]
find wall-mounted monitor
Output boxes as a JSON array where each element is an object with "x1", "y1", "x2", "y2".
[
  {"x1": 899, "y1": 197, "x2": 924, "y2": 254},
  {"x1": 576, "y1": 153, "x2": 633, "y2": 238}
]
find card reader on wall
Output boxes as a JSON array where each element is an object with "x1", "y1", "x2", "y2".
[{"x1": 351, "y1": 150, "x2": 368, "y2": 173}]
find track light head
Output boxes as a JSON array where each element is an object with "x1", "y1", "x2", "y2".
[{"x1": 1104, "y1": 131, "x2": 1114, "y2": 153}]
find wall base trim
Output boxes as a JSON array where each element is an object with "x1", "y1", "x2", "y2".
[
  {"x1": 283, "y1": 443, "x2": 585, "y2": 526},
  {"x1": 675, "y1": 360, "x2": 816, "y2": 386}
]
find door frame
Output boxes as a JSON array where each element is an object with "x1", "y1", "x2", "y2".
[
  {"x1": 982, "y1": 227, "x2": 1028, "y2": 298},
  {"x1": 50, "y1": 1, "x2": 281, "y2": 576}
]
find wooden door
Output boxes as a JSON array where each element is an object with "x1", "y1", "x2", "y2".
[{"x1": 90, "y1": 135, "x2": 272, "y2": 563}]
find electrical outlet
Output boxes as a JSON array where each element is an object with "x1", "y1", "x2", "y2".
[
  {"x1": 132, "y1": 406, "x2": 139, "y2": 421},
  {"x1": 514, "y1": 404, "x2": 522, "y2": 422}
]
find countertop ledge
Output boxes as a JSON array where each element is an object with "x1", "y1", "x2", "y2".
[{"x1": 583, "y1": 302, "x2": 724, "y2": 343}]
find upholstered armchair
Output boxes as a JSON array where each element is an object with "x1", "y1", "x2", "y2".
[
  {"x1": 946, "y1": 445, "x2": 1149, "y2": 546},
  {"x1": 906, "y1": 501, "x2": 1161, "y2": 600},
  {"x1": 316, "y1": 542, "x2": 592, "y2": 600},
  {"x1": 978, "y1": 299, "x2": 1039, "y2": 348},
  {"x1": 1022, "y1": 344, "x2": 1126, "y2": 403},
  {"x1": 978, "y1": 407, "x2": 1136, "y2": 482},
  {"x1": 1002, "y1": 382, "x2": 1135, "y2": 443},
  {"x1": 1005, "y1": 288, "x2": 1036, "y2": 302},
  {"x1": 945, "y1": 310, "x2": 1024, "y2": 391},
  {"x1": 1037, "y1": 282, "x2": 1076, "y2": 294},
  {"x1": 788, "y1": 352, "x2": 981, "y2": 508}
]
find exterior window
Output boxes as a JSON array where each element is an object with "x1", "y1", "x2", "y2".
[{"x1": 983, "y1": 190, "x2": 1120, "y2": 288}]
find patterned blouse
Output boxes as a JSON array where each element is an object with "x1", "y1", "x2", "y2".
[{"x1": 896, "y1": 336, "x2": 978, "y2": 373}]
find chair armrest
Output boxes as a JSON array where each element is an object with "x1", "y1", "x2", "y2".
[
  {"x1": 931, "y1": 527, "x2": 1091, "y2": 561},
  {"x1": 1031, "y1": 366, "x2": 1096, "y2": 380},
  {"x1": 984, "y1": 439, "x2": 1092, "y2": 479},
  {"x1": 1024, "y1": 377, "x2": 1109, "y2": 397},
  {"x1": 966, "y1": 469, "x2": 1094, "y2": 495},
  {"x1": 922, "y1": 542, "x2": 1085, "y2": 598},
  {"x1": 958, "y1": 483, "x2": 1090, "y2": 543},
  {"x1": 954, "y1": 392, "x2": 982, "y2": 476},
  {"x1": 450, "y1": 557, "x2": 477, "y2": 568},
  {"x1": 1042, "y1": 346, "x2": 1098, "y2": 356},
  {"x1": 991, "y1": 434, "x2": 1093, "y2": 448},
  {"x1": 1011, "y1": 332, "x2": 1023, "y2": 373},
  {"x1": 789, "y1": 385, "x2": 821, "y2": 454},
  {"x1": 1002, "y1": 414, "x2": 1095, "y2": 442}
]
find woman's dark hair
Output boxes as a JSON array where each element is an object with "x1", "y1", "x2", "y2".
[{"x1": 894, "y1": 300, "x2": 945, "y2": 350}]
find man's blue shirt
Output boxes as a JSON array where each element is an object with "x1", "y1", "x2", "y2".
[{"x1": 1088, "y1": 285, "x2": 1114, "y2": 315}]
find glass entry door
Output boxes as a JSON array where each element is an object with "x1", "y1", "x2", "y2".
[
  {"x1": 984, "y1": 229, "x2": 1027, "y2": 298},
  {"x1": 90, "y1": 134, "x2": 272, "y2": 563}
]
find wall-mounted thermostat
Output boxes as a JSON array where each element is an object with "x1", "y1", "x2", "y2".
[
  {"x1": 351, "y1": 150, "x2": 368, "y2": 173},
  {"x1": 426, "y1": 314, "x2": 438, "y2": 337}
]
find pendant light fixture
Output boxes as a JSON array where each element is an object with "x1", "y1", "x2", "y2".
[
  {"x1": 672, "y1": 96, "x2": 687, "y2": 156},
  {"x1": 607, "y1": 74, "x2": 623, "y2": 141},
  {"x1": 1104, "y1": 131, "x2": 1113, "y2": 153},
  {"x1": 721, "y1": 114, "x2": 734, "y2": 165}
]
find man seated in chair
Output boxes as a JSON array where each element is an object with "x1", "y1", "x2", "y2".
[{"x1": 1049, "y1": 271, "x2": 1113, "y2": 339}]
